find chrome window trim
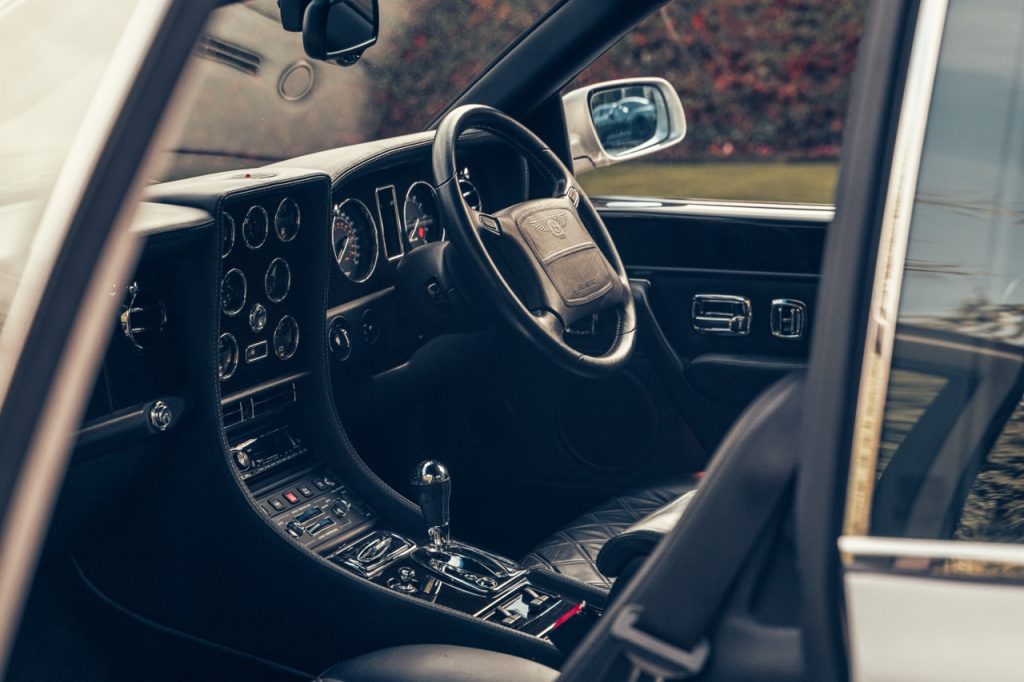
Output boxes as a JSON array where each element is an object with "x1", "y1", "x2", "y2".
[
  {"x1": 597, "y1": 199, "x2": 834, "y2": 223},
  {"x1": 841, "y1": 0, "x2": 950, "y2": 548},
  {"x1": 0, "y1": 0, "x2": 177, "y2": 670},
  {"x1": 841, "y1": 535, "x2": 1024, "y2": 566}
]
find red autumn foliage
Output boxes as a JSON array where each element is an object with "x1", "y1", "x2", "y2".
[{"x1": 368, "y1": 0, "x2": 866, "y2": 162}]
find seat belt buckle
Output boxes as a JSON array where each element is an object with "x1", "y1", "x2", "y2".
[{"x1": 609, "y1": 605, "x2": 709, "y2": 681}]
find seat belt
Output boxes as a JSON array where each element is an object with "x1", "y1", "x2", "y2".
[{"x1": 559, "y1": 375, "x2": 803, "y2": 681}]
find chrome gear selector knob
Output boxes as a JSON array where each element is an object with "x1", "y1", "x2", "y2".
[{"x1": 411, "y1": 460, "x2": 451, "y2": 547}]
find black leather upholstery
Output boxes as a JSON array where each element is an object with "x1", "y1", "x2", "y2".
[
  {"x1": 317, "y1": 645, "x2": 558, "y2": 682},
  {"x1": 595, "y1": 487, "x2": 698, "y2": 578},
  {"x1": 521, "y1": 479, "x2": 700, "y2": 589}
]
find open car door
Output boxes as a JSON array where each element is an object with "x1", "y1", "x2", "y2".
[{"x1": 0, "y1": 1, "x2": 214, "y2": 674}]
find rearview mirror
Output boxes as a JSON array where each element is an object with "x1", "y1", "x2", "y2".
[
  {"x1": 299, "y1": 0, "x2": 379, "y2": 66},
  {"x1": 563, "y1": 78, "x2": 686, "y2": 174}
]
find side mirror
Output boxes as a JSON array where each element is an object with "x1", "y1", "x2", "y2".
[
  {"x1": 285, "y1": 0, "x2": 379, "y2": 67},
  {"x1": 563, "y1": 78, "x2": 686, "y2": 174}
]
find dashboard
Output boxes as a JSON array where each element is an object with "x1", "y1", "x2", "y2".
[{"x1": 80, "y1": 134, "x2": 530, "y2": 428}]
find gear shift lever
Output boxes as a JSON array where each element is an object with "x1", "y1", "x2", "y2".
[{"x1": 411, "y1": 460, "x2": 451, "y2": 547}]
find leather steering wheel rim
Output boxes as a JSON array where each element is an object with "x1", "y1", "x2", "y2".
[{"x1": 432, "y1": 104, "x2": 636, "y2": 377}]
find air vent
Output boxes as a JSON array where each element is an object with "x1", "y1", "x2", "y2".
[
  {"x1": 252, "y1": 382, "x2": 297, "y2": 419},
  {"x1": 195, "y1": 35, "x2": 261, "y2": 75},
  {"x1": 222, "y1": 400, "x2": 244, "y2": 428},
  {"x1": 222, "y1": 382, "x2": 296, "y2": 428}
]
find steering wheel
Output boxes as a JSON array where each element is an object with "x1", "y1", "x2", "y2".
[{"x1": 433, "y1": 104, "x2": 636, "y2": 377}]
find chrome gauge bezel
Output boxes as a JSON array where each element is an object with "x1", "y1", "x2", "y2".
[
  {"x1": 220, "y1": 267, "x2": 247, "y2": 317},
  {"x1": 403, "y1": 180, "x2": 444, "y2": 248},
  {"x1": 242, "y1": 205, "x2": 269, "y2": 249},
  {"x1": 274, "y1": 197, "x2": 301, "y2": 242},
  {"x1": 458, "y1": 177, "x2": 483, "y2": 211},
  {"x1": 221, "y1": 212, "x2": 236, "y2": 259},
  {"x1": 264, "y1": 257, "x2": 291, "y2": 303},
  {"x1": 273, "y1": 314, "x2": 300, "y2": 361},
  {"x1": 218, "y1": 332, "x2": 239, "y2": 380},
  {"x1": 332, "y1": 198, "x2": 380, "y2": 284}
]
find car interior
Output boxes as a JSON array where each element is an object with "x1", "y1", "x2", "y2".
[{"x1": 4, "y1": 1, "x2": 840, "y2": 680}]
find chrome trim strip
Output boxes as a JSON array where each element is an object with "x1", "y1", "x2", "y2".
[
  {"x1": 843, "y1": 0, "x2": 950, "y2": 541},
  {"x1": 0, "y1": 0, "x2": 176, "y2": 669},
  {"x1": 597, "y1": 199, "x2": 834, "y2": 223},
  {"x1": 840, "y1": 535, "x2": 1024, "y2": 565}
]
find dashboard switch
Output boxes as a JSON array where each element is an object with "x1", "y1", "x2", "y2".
[
  {"x1": 283, "y1": 491, "x2": 300, "y2": 505},
  {"x1": 286, "y1": 521, "x2": 304, "y2": 538},
  {"x1": 295, "y1": 507, "x2": 323, "y2": 524},
  {"x1": 308, "y1": 517, "x2": 336, "y2": 535}
]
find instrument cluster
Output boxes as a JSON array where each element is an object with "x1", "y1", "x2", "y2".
[{"x1": 330, "y1": 169, "x2": 483, "y2": 288}]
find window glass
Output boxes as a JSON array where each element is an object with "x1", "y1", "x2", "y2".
[
  {"x1": 159, "y1": 0, "x2": 552, "y2": 181},
  {"x1": 568, "y1": 1, "x2": 866, "y2": 204},
  {"x1": 0, "y1": 0, "x2": 139, "y2": 336},
  {"x1": 865, "y1": 0, "x2": 1024, "y2": 546}
]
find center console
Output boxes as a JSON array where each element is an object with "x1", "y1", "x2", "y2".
[{"x1": 231, "y1": 409, "x2": 599, "y2": 645}]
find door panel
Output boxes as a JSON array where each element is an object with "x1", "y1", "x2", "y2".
[{"x1": 602, "y1": 199, "x2": 828, "y2": 448}]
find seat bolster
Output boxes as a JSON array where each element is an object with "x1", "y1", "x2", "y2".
[
  {"x1": 596, "y1": 488, "x2": 698, "y2": 577},
  {"x1": 521, "y1": 479, "x2": 700, "y2": 589},
  {"x1": 317, "y1": 645, "x2": 558, "y2": 682}
]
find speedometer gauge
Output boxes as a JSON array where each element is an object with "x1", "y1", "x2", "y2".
[
  {"x1": 403, "y1": 181, "x2": 443, "y2": 249},
  {"x1": 332, "y1": 199, "x2": 379, "y2": 283}
]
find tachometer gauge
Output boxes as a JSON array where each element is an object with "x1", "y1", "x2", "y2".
[
  {"x1": 458, "y1": 177, "x2": 483, "y2": 211},
  {"x1": 221, "y1": 268, "x2": 247, "y2": 316},
  {"x1": 242, "y1": 205, "x2": 269, "y2": 249},
  {"x1": 403, "y1": 181, "x2": 443, "y2": 249},
  {"x1": 273, "y1": 315, "x2": 300, "y2": 360},
  {"x1": 332, "y1": 199, "x2": 379, "y2": 283},
  {"x1": 274, "y1": 197, "x2": 300, "y2": 242}
]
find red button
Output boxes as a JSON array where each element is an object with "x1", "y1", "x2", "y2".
[{"x1": 283, "y1": 491, "x2": 300, "y2": 504}]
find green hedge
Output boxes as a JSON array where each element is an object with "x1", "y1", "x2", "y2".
[{"x1": 367, "y1": 0, "x2": 865, "y2": 162}]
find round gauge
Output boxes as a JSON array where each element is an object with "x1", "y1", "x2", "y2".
[
  {"x1": 220, "y1": 268, "x2": 247, "y2": 316},
  {"x1": 248, "y1": 302, "x2": 267, "y2": 333},
  {"x1": 264, "y1": 257, "x2": 291, "y2": 303},
  {"x1": 273, "y1": 315, "x2": 300, "y2": 360},
  {"x1": 328, "y1": 316, "x2": 352, "y2": 362},
  {"x1": 403, "y1": 181, "x2": 443, "y2": 249},
  {"x1": 275, "y1": 197, "x2": 300, "y2": 242},
  {"x1": 242, "y1": 205, "x2": 269, "y2": 249},
  {"x1": 218, "y1": 333, "x2": 239, "y2": 380},
  {"x1": 221, "y1": 212, "x2": 235, "y2": 258},
  {"x1": 458, "y1": 177, "x2": 483, "y2": 211},
  {"x1": 332, "y1": 199, "x2": 379, "y2": 283}
]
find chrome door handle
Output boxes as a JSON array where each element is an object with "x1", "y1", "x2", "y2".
[{"x1": 691, "y1": 294, "x2": 752, "y2": 336}]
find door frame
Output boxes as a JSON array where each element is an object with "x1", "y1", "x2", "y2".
[{"x1": 0, "y1": 1, "x2": 217, "y2": 673}]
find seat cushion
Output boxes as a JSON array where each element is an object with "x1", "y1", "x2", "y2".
[
  {"x1": 317, "y1": 644, "x2": 558, "y2": 682},
  {"x1": 520, "y1": 479, "x2": 700, "y2": 590}
]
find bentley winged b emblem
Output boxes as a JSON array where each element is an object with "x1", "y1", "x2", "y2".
[{"x1": 527, "y1": 210, "x2": 569, "y2": 239}]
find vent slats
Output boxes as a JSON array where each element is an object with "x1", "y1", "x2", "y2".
[{"x1": 195, "y1": 35, "x2": 261, "y2": 75}]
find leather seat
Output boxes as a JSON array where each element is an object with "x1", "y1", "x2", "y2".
[
  {"x1": 317, "y1": 644, "x2": 558, "y2": 681},
  {"x1": 520, "y1": 478, "x2": 700, "y2": 590}
]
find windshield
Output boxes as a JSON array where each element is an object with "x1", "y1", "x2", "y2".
[{"x1": 159, "y1": 0, "x2": 552, "y2": 181}]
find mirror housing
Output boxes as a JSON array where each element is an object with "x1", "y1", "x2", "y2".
[
  {"x1": 292, "y1": 0, "x2": 379, "y2": 66},
  {"x1": 563, "y1": 78, "x2": 686, "y2": 174}
]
